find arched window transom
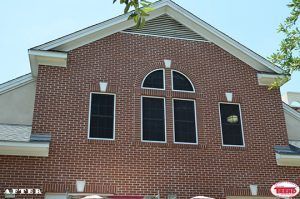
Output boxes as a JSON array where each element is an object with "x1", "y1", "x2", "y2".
[
  {"x1": 142, "y1": 69, "x2": 165, "y2": 90},
  {"x1": 172, "y1": 70, "x2": 195, "y2": 92}
]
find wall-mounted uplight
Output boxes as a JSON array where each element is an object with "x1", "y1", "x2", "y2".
[
  {"x1": 76, "y1": 180, "x2": 86, "y2": 193},
  {"x1": 164, "y1": 59, "x2": 172, "y2": 68},
  {"x1": 250, "y1": 184, "x2": 258, "y2": 196},
  {"x1": 167, "y1": 193, "x2": 177, "y2": 199},
  {"x1": 99, "y1": 82, "x2": 108, "y2": 92},
  {"x1": 225, "y1": 92, "x2": 233, "y2": 102},
  {"x1": 4, "y1": 193, "x2": 15, "y2": 199},
  {"x1": 81, "y1": 195, "x2": 103, "y2": 199}
]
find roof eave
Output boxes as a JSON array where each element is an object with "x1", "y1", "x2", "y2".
[{"x1": 28, "y1": 49, "x2": 68, "y2": 77}]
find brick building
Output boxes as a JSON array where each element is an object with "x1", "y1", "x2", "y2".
[{"x1": 1, "y1": 0, "x2": 300, "y2": 198}]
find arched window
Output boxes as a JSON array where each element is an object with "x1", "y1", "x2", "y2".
[
  {"x1": 172, "y1": 70, "x2": 195, "y2": 92},
  {"x1": 141, "y1": 68, "x2": 197, "y2": 144},
  {"x1": 142, "y1": 69, "x2": 165, "y2": 89}
]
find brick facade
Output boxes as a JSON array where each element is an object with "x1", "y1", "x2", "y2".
[{"x1": 1, "y1": 32, "x2": 300, "y2": 199}]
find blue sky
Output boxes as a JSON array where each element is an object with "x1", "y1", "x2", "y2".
[{"x1": 1, "y1": 0, "x2": 299, "y2": 95}]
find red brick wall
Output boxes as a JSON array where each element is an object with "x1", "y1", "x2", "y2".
[{"x1": 1, "y1": 33, "x2": 300, "y2": 199}]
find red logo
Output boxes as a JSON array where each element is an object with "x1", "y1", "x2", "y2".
[{"x1": 271, "y1": 181, "x2": 299, "y2": 198}]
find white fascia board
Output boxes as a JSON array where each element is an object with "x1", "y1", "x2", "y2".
[
  {"x1": 33, "y1": 2, "x2": 168, "y2": 51},
  {"x1": 276, "y1": 153, "x2": 300, "y2": 167},
  {"x1": 28, "y1": 49, "x2": 68, "y2": 59},
  {"x1": 41, "y1": 8, "x2": 167, "y2": 51},
  {"x1": 0, "y1": 74, "x2": 34, "y2": 95},
  {"x1": 257, "y1": 73, "x2": 288, "y2": 86},
  {"x1": 283, "y1": 103, "x2": 300, "y2": 121},
  {"x1": 28, "y1": 50, "x2": 68, "y2": 77},
  {"x1": 0, "y1": 141, "x2": 50, "y2": 157},
  {"x1": 163, "y1": 3, "x2": 283, "y2": 74}
]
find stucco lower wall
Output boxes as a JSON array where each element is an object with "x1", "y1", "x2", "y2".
[
  {"x1": 0, "y1": 81, "x2": 36, "y2": 125},
  {"x1": 284, "y1": 110, "x2": 300, "y2": 141}
]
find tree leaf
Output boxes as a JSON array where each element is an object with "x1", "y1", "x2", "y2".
[
  {"x1": 136, "y1": 16, "x2": 142, "y2": 28},
  {"x1": 124, "y1": 3, "x2": 131, "y2": 13},
  {"x1": 142, "y1": 7, "x2": 154, "y2": 13}
]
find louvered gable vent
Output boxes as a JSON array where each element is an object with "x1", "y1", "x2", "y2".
[{"x1": 123, "y1": 14, "x2": 208, "y2": 42}]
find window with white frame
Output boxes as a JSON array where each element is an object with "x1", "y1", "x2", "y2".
[
  {"x1": 142, "y1": 69, "x2": 165, "y2": 90},
  {"x1": 173, "y1": 99, "x2": 197, "y2": 144},
  {"x1": 142, "y1": 96, "x2": 166, "y2": 142},
  {"x1": 141, "y1": 69, "x2": 197, "y2": 144},
  {"x1": 172, "y1": 70, "x2": 195, "y2": 92},
  {"x1": 89, "y1": 93, "x2": 115, "y2": 140},
  {"x1": 219, "y1": 103, "x2": 244, "y2": 146}
]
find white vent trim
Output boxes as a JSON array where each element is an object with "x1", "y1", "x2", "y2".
[{"x1": 123, "y1": 14, "x2": 209, "y2": 42}]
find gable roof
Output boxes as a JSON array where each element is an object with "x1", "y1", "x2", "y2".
[
  {"x1": 29, "y1": 0, "x2": 284, "y2": 76},
  {"x1": 0, "y1": 73, "x2": 34, "y2": 95}
]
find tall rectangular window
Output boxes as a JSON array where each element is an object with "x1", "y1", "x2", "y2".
[
  {"x1": 173, "y1": 99, "x2": 197, "y2": 144},
  {"x1": 89, "y1": 93, "x2": 115, "y2": 139},
  {"x1": 219, "y1": 103, "x2": 244, "y2": 146},
  {"x1": 142, "y1": 97, "x2": 166, "y2": 142}
]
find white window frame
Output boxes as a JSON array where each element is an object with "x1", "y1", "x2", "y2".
[
  {"x1": 172, "y1": 98, "x2": 198, "y2": 145},
  {"x1": 171, "y1": 70, "x2": 195, "y2": 93},
  {"x1": 88, "y1": 92, "x2": 116, "y2": 140},
  {"x1": 218, "y1": 102, "x2": 245, "y2": 147},
  {"x1": 141, "y1": 96, "x2": 167, "y2": 143},
  {"x1": 141, "y1": 68, "x2": 165, "y2": 90}
]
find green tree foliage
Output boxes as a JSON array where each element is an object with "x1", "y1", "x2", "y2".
[
  {"x1": 113, "y1": 0, "x2": 154, "y2": 29},
  {"x1": 269, "y1": 0, "x2": 300, "y2": 89}
]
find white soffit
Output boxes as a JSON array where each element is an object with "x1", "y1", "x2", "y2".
[
  {"x1": 28, "y1": 49, "x2": 68, "y2": 77},
  {"x1": 276, "y1": 153, "x2": 300, "y2": 167},
  {"x1": 257, "y1": 73, "x2": 288, "y2": 86},
  {"x1": 29, "y1": 0, "x2": 283, "y2": 74},
  {"x1": 0, "y1": 141, "x2": 50, "y2": 157}
]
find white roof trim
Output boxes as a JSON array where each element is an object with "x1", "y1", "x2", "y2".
[
  {"x1": 0, "y1": 141, "x2": 50, "y2": 157},
  {"x1": 0, "y1": 73, "x2": 34, "y2": 95},
  {"x1": 276, "y1": 153, "x2": 300, "y2": 166},
  {"x1": 29, "y1": 50, "x2": 68, "y2": 77},
  {"x1": 283, "y1": 103, "x2": 300, "y2": 121},
  {"x1": 29, "y1": 0, "x2": 283, "y2": 74},
  {"x1": 28, "y1": 49, "x2": 68, "y2": 59},
  {"x1": 257, "y1": 73, "x2": 288, "y2": 86}
]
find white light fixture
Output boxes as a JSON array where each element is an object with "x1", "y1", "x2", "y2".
[
  {"x1": 250, "y1": 184, "x2": 258, "y2": 196},
  {"x1": 76, "y1": 180, "x2": 86, "y2": 192},
  {"x1": 164, "y1": 59, "x2": 172, "y2": 68},
  {"x1": 99, "y1": 82, "x2": 108, "y2": 92},
  {"x1": 225, "y1": 92, "x2": 233, "y2": 102},
  {"x1": 167, "y1": 193, "x2": 177, "y2": 199},
  {"x1": 81, "y1": 195, "x2": 103, "y2": 199},
  {"x1": 191, "y1": 196, "x2": 214, "y2": 199},
  {"x1": 4, "y1": 193, "x2": 15, "y2": 199}
]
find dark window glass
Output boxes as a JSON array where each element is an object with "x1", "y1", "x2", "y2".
[
  {"x1": 89, "y1": 93, "x2": 115, "y2": 139},
  {"x1": 142, "y1": 70, "x2": 164, "y2": 89},
  {"x1": 219, "y1": 103, "x2": 244, "y2": 146},
  {"x1": 142, "y1": 97, "x2": 165, "y2": 142},
  {"x1": 174, "y1": 99, "x2": 197, "y2": 143},
  {"x1": 172, "y1": 71, "x2": 194, "y2": 91}
]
